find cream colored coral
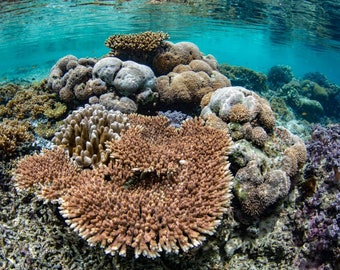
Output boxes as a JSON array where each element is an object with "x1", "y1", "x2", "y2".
[{"x1": 52, "y1": 104, "x2": 130, "y2": 168}]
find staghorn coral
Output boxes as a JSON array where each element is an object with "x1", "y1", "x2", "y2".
[
  {"x1": 13, "y1": 147, "x2": 79, "y2": 202},
  {"x1": 14, "y1": 115, "x2": 233, "y2": 259},
  {"x1": 0, "y1": 119, "x2": 34, "y2": 160},
  {"x1": 105, "y1": 31, "x2": 169, "y2": 64},
  {"x1": 52, "y1": 104, "x2": 130, "y2": 168}
]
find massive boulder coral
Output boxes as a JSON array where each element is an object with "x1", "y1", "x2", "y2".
[
  {"x1": 14, "y1": 115, "x2": 233, "y2": 259},
  {"x1": 47, "y1": 55, "x2": 157, "y2": 110},
  {"x1": 201, "y1": 86, "x2": 306, "y2": 216},
  {"x1": 156, "y1": 60, "x2": 230, "y2": 109},
  {"x1": 52, "y1": 104, "x2": 130, "y2": 168},
  {"x1": 152, "y1": 41, "x2": 217, "y2": 75},
  {"x1": 47, "y1": 55, "x2": 99, "y2": 103}
]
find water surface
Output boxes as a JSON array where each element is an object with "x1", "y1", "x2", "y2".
[{"x1": 0, "y1": 0, "x2": 339, "y2": 84}]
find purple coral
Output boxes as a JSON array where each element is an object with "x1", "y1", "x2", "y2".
[
  {"x1": 294, "y1": 124, "x2": 340, "y2": 268},
  {"x1": 305, "y1": 124, "x2": 340, "y2": 181}
]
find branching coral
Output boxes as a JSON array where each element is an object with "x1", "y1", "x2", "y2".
[
  {"x1": 52, "y1": 104, "x2": 130, "y2": 168},
  {"x1": 0, "y1": 84, "x2": 65, "y2": 120},
  {"x1": 14, "y1": 115, "x2": 233, "y2": 259},
  {"x1": 0, "y1": 119, "x2": 34, "y2": 160}
]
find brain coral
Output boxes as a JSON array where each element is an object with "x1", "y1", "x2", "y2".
[
  {"x1": 14, "y1": 115, "x2": 233, "y2": 259},
  {"x1": 52, "y1": 104, "x2": 130, "y2": 168}
]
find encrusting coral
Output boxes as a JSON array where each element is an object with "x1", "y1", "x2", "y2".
[
  {"x1": 52, "y1": 104, "x2": 130, "y2": 168},
  {"x1": 14, "y1": 115, "x2": 233, "y2": 259}
]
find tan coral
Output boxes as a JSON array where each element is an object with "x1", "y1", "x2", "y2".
[
  {"x1": 156, "y1": 69, "x2": 230, "y2": 107},
  {"x1": 228, "y1": 103, "x2": 250, "y2": 123},
  {"x1": 282, "y1": 143, "x2": 307, "y2": 177},
  {"x1": 15, "y1": 115, "x2": 233, "y2": 259},
  {"x1": 251, "y1": 126, "x2": 268, "y2": 148},
  {"x1": 60, "y1": 116, "x2": 233, "y2": 258},
  {"x1": 0, "y1": 119, "x2": 34, "y2": 159},
  {"x1": 13, "y1": 147, "x2": 79, "y2": 202},
  {"x1": 258, "y1": 100, "x2": 276, "y2": 131}
]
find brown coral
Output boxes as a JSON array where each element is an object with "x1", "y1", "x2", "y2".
[
  {"x1": 156, "y1": 63, "x2": 230, "y2": 108},
  {"x1": 14, "y1": 115, "x2": 233, "y2": 259},
  {"x1": 228, "y1": 103, "x2": 250, "y2": 123},
  {"x1": 0, "y1": 119, "x2": 34, "y2": 159},
  {"x1": 105, "y1": 31, "x2": 169, "y2": 63}
]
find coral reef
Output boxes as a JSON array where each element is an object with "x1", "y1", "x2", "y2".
[
  {"x1": 48, "y1": 55, "x2": 158, "y2": 110},
  {"x1": 218, "y1": 64, "x2": 268, "y2": 93},
  {"x1": 304, "y1": 124, "x2": 340, "y2": 182},
  {"x1": 156, "y1": 60, "x2": 230, "y2": 110},
  {"x1": 14, "y1": 115, "x2": 233, "y2": 259},
  {"x1": 0, "y1": 82, "x2": 66, "y2": 120},
  {"x1": 157, "y1": 110, "x2": 192, "y2": 128},
  {"x1": 47, "y1": 55, "x2": 98, "y2": 103},
  {"x1": 201, "y1": 86, "x2": 276, "y2": 133},
  {"x1": 0, "y1": 119, "x2": 34, "y2": 160},
  {"x1": 52, "y1": 104, "x2": 130, "y2": 168},
  {"x1": 293, "y1": 125, "x2": 340, "y2": 268},
  {"x1": 267, "y1": 65, "x2": 294, "y2": 91},
  {"x1": 105, "y1": 31, "x2": 169, "y2": 64},
  {"x1": 201, "y1": 86, "x2": 306, "y2": 216},
  {"x1": 152, "y1": 41, "x2": 205, "y2": 75},
  {"x1": 112, "y1": 60, "x2": 156, "y2": 96}
]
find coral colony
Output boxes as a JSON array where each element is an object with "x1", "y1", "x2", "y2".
[{"x1": 0, "y1": 31, "x2": 338, "y2": 269}]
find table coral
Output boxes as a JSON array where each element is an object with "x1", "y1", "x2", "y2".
[
  {"x1": 14, "y1": 115, "x2": 233, "y2": 259},
  {"x1": 105, "y1": 31, "x2": 169, "y2": 64},
  {"x1": 52, "y1": 104, "x2": 130, "y2": 168}
]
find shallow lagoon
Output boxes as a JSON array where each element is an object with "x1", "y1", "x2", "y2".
[{"x1": 1, "y1": 0, "x2": 340, "y2": 84}]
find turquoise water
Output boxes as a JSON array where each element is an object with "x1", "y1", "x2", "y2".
[{"x1": 1, "y1": 0, "x2": 340, "y2": 84}]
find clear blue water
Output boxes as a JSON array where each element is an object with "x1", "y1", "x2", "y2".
[{"x1": 1, "y1": 0, "x2": 340, "y2": 84}]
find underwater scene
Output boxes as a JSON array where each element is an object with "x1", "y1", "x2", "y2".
[{"x1": 0, "y1": 0, "x2": 339, "y2": 269}]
